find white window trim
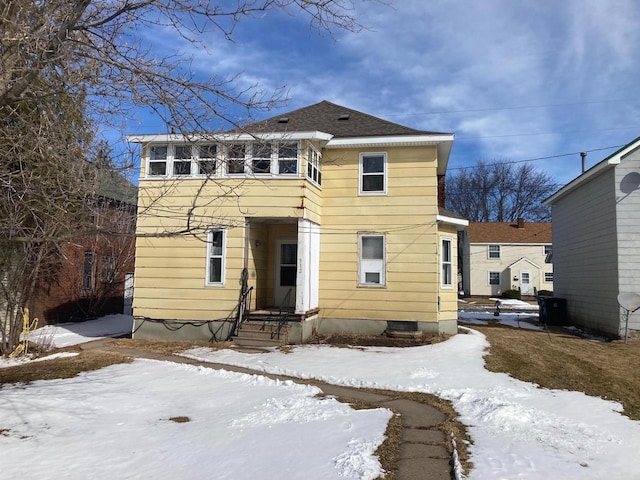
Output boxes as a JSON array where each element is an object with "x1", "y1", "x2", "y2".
[
  {"x1": 359, "y1": 152, "x2": 387, "y2": 196},
  {"x1": 488, "y1": 271, "x2": 501, "y2": 286},
  {"x1": 488, "y1": 244, "x2": 501, "y2": 259},
  {"x1": 144, "y1": 141, "x2": 303, "y2": 179},
  {"x1": 440, "y1": 237, "x2": 453, "y2": 289},
  {"x1": 205, "y1": 228, "x2": 226, "y2": 286},
  {"x1": 358, "y1": 233, "x2": 386, "y2": 287},
  {"x1": 306, "y1": 143, "x2": 322, "y2": 186},
  {"x1": 544, "y1": 272, "x2": 554, "y2": 282},
  {"x1": 195, "y1": 144, "x2": 219, "y2": 177}
]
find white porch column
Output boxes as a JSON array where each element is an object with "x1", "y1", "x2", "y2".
[{"x1": 296, "y1": 219, "x2": 320, "y2": 313}]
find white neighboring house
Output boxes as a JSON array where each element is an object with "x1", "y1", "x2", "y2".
[
  {"x1": 460, "y1": 218, "x2": 553, "y2": 297},
  {"x1": 543, "y1": 136, "x2": 640, "y2": 338}
]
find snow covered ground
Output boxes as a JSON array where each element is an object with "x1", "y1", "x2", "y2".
[{"x1": 2, "y1": 314, "x2": 640, "y2": 479}]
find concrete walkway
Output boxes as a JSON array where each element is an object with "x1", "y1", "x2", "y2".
[{"x1": 82, "y1": 340, "x2": 455, "y2": 479}]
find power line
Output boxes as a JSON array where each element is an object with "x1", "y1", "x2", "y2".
[{"x1": 447, "y1": 145, "x2": 624, "y2": 170}]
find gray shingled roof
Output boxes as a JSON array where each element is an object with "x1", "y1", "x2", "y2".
[{"x1": 238, "y1": 101, "x2": 450, "y2": 138}]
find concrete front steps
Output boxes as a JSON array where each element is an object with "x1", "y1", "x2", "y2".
[{"x1": 232, "y1": 320, "x2": 289, "y2": 348}]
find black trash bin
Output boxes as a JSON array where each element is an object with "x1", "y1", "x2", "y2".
[{"x1": 538, "y1": 297, "x2": 567, "y2": 325}]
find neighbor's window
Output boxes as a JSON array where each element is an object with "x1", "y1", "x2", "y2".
[
  {"x1": 359, "y1": 234, "x2": 385, "y2": 286},
  {"x1": 173, "y1": 145, "x2": 192, "y2": 176},
  {"x1": 226, "y1": 144, "x2": 246, "y2": 174},
  {"x1": 198, "y1": 144, "x2": 217, "y2": 176},
  {"x1": 278, "y1": 142, "x2": 299, "y2": 174},
  {"x1": 251, "y1": 142, "x2": 272, "y2": 174},
  {"x1": 101, "y1": 256, "x2": 116, "y2": 283},
  {"x1": 441, "y1": 238, "x2": 453, "y2": 287},
  {"x1": 544, "y1": 272, "x2": 554, "y2": 282},
  {"x1": 544, "y1": 245, "x2": 552, "y2": 263},
  {"x1": 206, "y1": 229, "x2": 225, "y2": 285},
  {"x1": 359, "y1": 152, "x2": 387, "y2": 194},
  {"x1": 82, "y1": 252, "x2": 95, "y2": 294},
  {"x1": 148, "y1": 145, "x2": 168, "y2": 176},
  {"x1": 489, "y1": 271, "x2": 500, "y2": 285},
  {"x1": 306, "y1": 144, "x2": 322, "y2": 185},
  {"x1": 488, "y1": 244, "x2": 501, "y2": 259}
]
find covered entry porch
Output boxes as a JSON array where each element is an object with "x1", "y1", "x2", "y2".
[{"x1": 245, "y1": 217, "x2": 320, "y2": 315}]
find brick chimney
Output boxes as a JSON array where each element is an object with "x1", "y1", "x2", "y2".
[
  {"x1": 517, "y1": 217, "x2": 525, "y2": 229},
  {"x1": 437, "y1": 175, "x2": 446, "y2": 208}
]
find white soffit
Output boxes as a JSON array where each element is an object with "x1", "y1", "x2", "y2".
[{"x1": 126, "y1": 131, "x2": 334, "y2": 143}]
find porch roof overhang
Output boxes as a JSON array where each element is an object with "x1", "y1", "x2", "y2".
[
  {"x1": 507, "y1": 256, "x2": 541, "y2": 270},
  {"x1": 436, "y1": 213, "x2": 469, "y2": 230}
]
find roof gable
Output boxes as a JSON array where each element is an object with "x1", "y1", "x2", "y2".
[
  {"x1": 467, "y1": 221, "x2": 552, "y2": 244},
  {"x1": 239, "y1": 100, "x2": 450, "y2": 138},
  {"x1": 507, "y1": 257, "x2": 541, "y2": 270}
]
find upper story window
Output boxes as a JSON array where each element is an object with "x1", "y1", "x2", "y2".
[
  {"x1": 145, "y1": 140, "x2": 300, "y2": 179},
  {"x1": 488, "y1": 244, "x2": 501, "y2": 259},
  {"x1": 173, "y1": 145, "x2": 192, "y2": 176},
  {"x1": 359, "y1": 152, "x2": 387, "y2": 195},
  {"x1": 251, "y1": 142, "x2": 272, "y2": 174},
  {"x1": 227, "y1": 144, "x2": 247, "y2": 174},
  {"x1": 148, "y1": 145, "x2": 168, "y2": 176},
  {"x1": 278, "y1": 142, "x2": 298, "y2": 175},
  {"x1": 544, "y1": 245, "x2": 552, "y2": 263},
  {"x1": 198, "y1": 144, "x2": 217, "y2": 176},
  {"x1": 306, "y1": 144, "x2": 322, "y2": 185}
]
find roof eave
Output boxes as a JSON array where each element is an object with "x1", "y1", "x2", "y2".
[
  {"x1": 437, "y1": 214, "x2": 469, "y2": 230},
  {"x1": 126, "y1": 131, "x2": 334, "y2": 144},
  {"x1": 543, "y1": 135, "x2": 640, "y2": 206}
]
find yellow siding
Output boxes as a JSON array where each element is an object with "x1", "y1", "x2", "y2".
[
  {"x1": 318, "y1": 145, "x2": 441, "y2": 323},
  {"x1": 133, "y1": 140, "x2": 454, "y2": 330}
]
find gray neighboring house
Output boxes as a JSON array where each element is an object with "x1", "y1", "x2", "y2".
[{"x1": 543, "y1": 136, "x2": 640, "y2": 338}]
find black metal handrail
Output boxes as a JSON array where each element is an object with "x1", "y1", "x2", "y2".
[
  {"x1": 230, "y1": 268, "x2": 253, "y2": 338},
  {"x1": 271, "y1": 288, "x2": 292, "y2": 340}
]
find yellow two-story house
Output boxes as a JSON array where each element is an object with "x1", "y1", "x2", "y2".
[{"x1": 128, "y1": 101, "x2": 467, "y2": 343}]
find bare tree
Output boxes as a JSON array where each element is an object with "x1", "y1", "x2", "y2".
[
  {"x1": 0, "y1": 0, "x2": 371, "y2": 354},
  {"x1": 445, "y1": 161, "x2": 556, "y2": 222}
]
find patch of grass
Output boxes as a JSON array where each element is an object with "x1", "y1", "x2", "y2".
[
  {"x1": 168, "y1": 416, "x2": 191, "y2": 423},
  {"x1": 109, "y1": 338, "x2": 231, "y2": 356},
  {"x1": 307, "y1": 332, "x2": 447, "y2": 348},
  {"x1": 0, "y1": 350, "x2": 132, "y2": 387},
  {"x1": 474, "y1": 324, "x2": 640, "y2": 420}
]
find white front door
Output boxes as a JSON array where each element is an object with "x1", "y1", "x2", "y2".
[
  {"x1": 520, "y1": 271, "x2": 532, "y2": 295},
  {"x1": 275, "y1": 239, "x2": 297, "y2": 308}
]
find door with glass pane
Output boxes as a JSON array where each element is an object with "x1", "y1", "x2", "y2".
[
  {"x1": 275, "y1": 239, "x2": 297, "y2": 308},
  {"x1": 520, "y1": 271, "x2": 532, "y2": 295}
]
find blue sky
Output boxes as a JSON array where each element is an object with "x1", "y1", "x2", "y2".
[{"x1": 120, "y1": 0, "x2": 640, "y2": 188}]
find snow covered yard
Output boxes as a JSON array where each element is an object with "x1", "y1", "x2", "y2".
[
  {"x1": 182, "y1": 330, "x2": 640, "y2": 479},
  {"x1": 0, "y1": 357, "x2": 391, "y2": 479},
  {"x1": 2, "y1": 314, "x2": 640, "y2": 479}
]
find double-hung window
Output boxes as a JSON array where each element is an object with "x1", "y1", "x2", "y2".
[
  {"x1": 441, "y1": 238, "x2": 453, "y2": 287},
  {"x1": 544, "y1": 272, "x2": 554, "y2": 282},
  {"x1": 489, "y1": 271, "x2": 500, "y2": 285},
  {"x1": 251, "y1": 142, "x2": 272, "y2": 174},
  {"x1": 278, "y1": 142, "x2": 298, "y2": 174},
  {"x1": 488, "y1": 244, "x2": 501, "y2": 259},
  {"x1": 544, "y1": 245, "x2": 552, "y2": 263},
  {"x1": 198, "y1": 144, "x2": 217, "y2": 176},
  {"x1": 148, "y1": 145, "x2": 168, "y2": 176},
  {"x1": 173, "y1": 145, "x2": 192, "y2": 176},
  {"x1": 359, "y1": 234, "x2": 385, "y2": 286},
  {"x1": 206, "y1": 229, "x2": 225, "y2": 285},
  {"x1": 306, "y1": 145, "x2": 322, "y2": 185},
  {"x1": 227, "y1": 144, "x2": 246, "y2": 174},
  {"x1": 82, "y1": 252, "x2": 95, "y2": 294},
  {"x1": 359, "y1": 153, "x2": 387, "y2": 195}
]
